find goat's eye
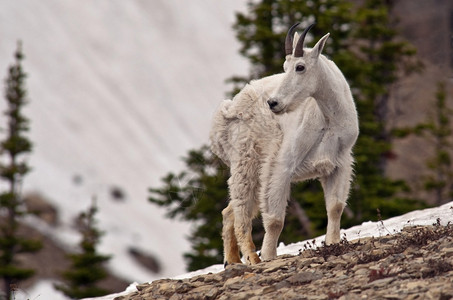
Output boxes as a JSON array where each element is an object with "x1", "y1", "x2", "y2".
[{"x1": 295, "y1": 65, "x2": 305, "y2": 72}]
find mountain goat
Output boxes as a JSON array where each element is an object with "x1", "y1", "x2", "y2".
[{"x1": 210, "y1": 23, "x2": 359, "y2": 265}]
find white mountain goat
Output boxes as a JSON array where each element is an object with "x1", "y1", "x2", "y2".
[{"x1": 210, "y1": 23, "x2": 359, "y2": 265}]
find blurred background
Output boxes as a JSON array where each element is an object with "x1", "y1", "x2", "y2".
[{"x1": 0, "y1": 0, "x2": 452, "y2": 299}]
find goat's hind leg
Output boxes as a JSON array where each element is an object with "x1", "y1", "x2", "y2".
[
  {"x1": 222, "y1": 204, "x2": 241, "y2": 265},
  {"x1": 227, "y1": 162, "x2": 261, "y2": 265},
  {"x1": 320, "y1": 163, "x2": 352, "y2": 245},
  {"x1": 231, "y1": 201, "x2": 260, "y2": 265}
]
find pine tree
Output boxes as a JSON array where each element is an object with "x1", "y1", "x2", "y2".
[
  {"x1": 55, "y1": 200, "x2": 111, "y2": 299},
  {"x1": 149, "y1": 146, "x2": 232, "y2": 271},
  {"x1": 0, "y1": 42, "x2": 41, "y2": 300},
  {"x1": 150, "y1": 0, "x2": 425, "y2": 271},
  {"x1": 340, "y1": 0, "x2": 425, "y2": 225}
]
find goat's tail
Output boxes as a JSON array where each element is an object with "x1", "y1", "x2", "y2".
[{"x1": 209, "y1": 100, "x2": 234, "y2": 167}]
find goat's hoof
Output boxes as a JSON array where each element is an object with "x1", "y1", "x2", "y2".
[
  {"x1": 259, "y1": 253, "x2": 275, "y2": 262},
  {"x1": 224, "y1": 256, "x2": 242, "y2": 267},
  {"x1": 313, "y1": 159, "x2": 335, "y2": 176},
  {"x1": 325, "y1": 234, "x2": 341, "y2": 245},
  {"x1": 325, "y1": 239, "x2": 340, "y2": 246},
  {"x1": 246, "y1": 253, "x2": 261, "y2": 265},
  {"x1": 224, "y1": 260, "x2": 243, "y2": 268}
]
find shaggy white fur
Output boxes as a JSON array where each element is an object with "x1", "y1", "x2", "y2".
[{"x1": 210, "y1": 24, "x2": 359, "y2": 265}]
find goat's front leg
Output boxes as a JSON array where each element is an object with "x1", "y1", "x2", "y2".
[{"x1": 320, "y1": 162, "x2": 352, "y2": 244}]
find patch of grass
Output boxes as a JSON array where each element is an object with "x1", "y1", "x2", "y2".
[
  {"x1": 314, "y1": 234, "x2": 362, "y2": 261},
  {"x1": 396, "y1": 222, "x2": 452, "y2": 250},
  {"x1": 299, "y1": 222, "x2": 453, "y2": 268},
  {"x1": 299, "y1": 234, "x2": 362, "y2": 261},
  {"x1": 356, "y1": 222, "x2": 453, "y2": 265}
]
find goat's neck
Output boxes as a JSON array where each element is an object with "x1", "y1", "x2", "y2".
[{"x1": 312, "y1": 58, "x2": 348, "y2": 126}]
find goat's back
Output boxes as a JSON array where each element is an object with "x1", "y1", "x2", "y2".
[{"x1": 209, "y1": 80, "x2": 283, "y2": 167}]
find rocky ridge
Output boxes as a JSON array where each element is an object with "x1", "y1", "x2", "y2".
[{"x1": 115, "y1": 224, "x2": 453, "y2": 300}]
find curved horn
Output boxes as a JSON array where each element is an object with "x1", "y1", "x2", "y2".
[
  {"x1": 285, "y1": 22, "x2": 300, "y2": 56},
  {"x1": 294, "y1": 23, "x2": 316, "y2": 57}
]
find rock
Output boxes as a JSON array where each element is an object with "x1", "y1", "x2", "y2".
[
  {"x1": 364, "y1": 277, "x2": 394, "y2": 288},
  {"x1": 286, "y1": 271, "x2": 322, "y2": 285},
  {"x1": 274, "y1": 280, "x2": 291, "y2": 290},
  {"x1": 128, "y1": 247, "x2": 161, "y2": 273},
  {"x1": 382, "y1": 293, "x2": 403, "y2": 300},
  {"x1": 23, "y1": 192, "x2": 59, "y2": 226},
  {"x1": 168, "y1": 294, "x2": 183, "y2": 300},
  {"x1": 222, "y1": 263, "x2": 251, "y2": 279},
  {"x1": 442, "y1": 247, "x2": 453, "y2": 257},
  {"x1": 262, "y1": 285, "x2": 277, "y2": 294},
  {"x1": 114, "y1": 224, "x2": 453, "y2": 300},
  {"x1": 204, "y1": 273, "x2": 223, "y2": 283},
  {"x1": 223, "y1": 276, "x2": 243, "y2": 289},
  {"x1": 354, "y1": 267, "x2": 369, "y2": 275},
  {"x1": 296, "y1": 256, "x2": 324, "y2": 268},
  {"x1": 405, "y1": 280, "x2": 427, "y2": 291},
  {"x1": 191, "y1": 285, "x2": 219, "y2": 299},
  {"x1": 262, "y1": 260, "x2": 289, "y2": 273}
]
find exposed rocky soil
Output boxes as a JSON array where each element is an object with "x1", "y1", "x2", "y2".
[{"x1": 115, "y1": 224, "x2": 453, "y2": 300}]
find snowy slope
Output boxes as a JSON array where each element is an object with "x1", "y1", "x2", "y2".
[
  {"x1": 84, "y1": 201, "x2": 453, "y2": 300},
  {"x1": 173, "y1": 201, "x2": 453, "y2": 279},
  {"x1": 0, "y1": 0, "x2": 247, "y2": 287}
]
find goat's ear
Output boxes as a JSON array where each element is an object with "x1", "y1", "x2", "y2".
[
  {"x1": 311, "y1": 33, "x2": 330, "y2": 59},
  {"x1": 283, "y1": 59, "x2": 290, "y2": 72}
]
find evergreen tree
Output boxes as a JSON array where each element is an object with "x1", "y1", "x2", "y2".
[
  {"x1": 55, "y1": 200, "x2": 111, "y2": 299},
  {"x1": 150, "y1": 0, "x2": 425, "y2": 271},
  {"x1": 150, "y1": 146, "x2": 232, "y2": 271},
  {"x1": 340, "y1": 0, "x2": 425, "y2": 225},
  {"x1": 0, "y1": 42, "x2": 41, "y2": 300}
]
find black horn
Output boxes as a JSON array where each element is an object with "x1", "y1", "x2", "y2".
[
  {"x1": 294, "y1": 23, "x2": 316, "y2": 57},
  {"x1": 285, "y1": 22, "x2": 300, "y2": 56}
]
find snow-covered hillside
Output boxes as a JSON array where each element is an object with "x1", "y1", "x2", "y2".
[{"x1": 0, "y1": 0, "x2": 247, "y2": 290}]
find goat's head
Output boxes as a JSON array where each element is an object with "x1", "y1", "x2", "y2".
[{"x1": 268, "y1": 23, "x2": 330, "y2": 114}]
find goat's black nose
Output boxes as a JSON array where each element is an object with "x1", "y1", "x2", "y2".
[{"x1": 267, "y1": 99, "x2": 278, "y2": 109}]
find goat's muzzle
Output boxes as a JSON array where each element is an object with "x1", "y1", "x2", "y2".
[{"x1": 267, "y1": 99, "x2": 279, "y2": 110}]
